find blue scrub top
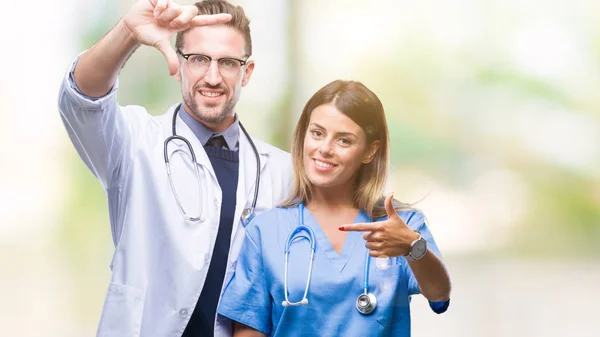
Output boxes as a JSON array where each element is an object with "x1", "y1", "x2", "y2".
[{"x1": 217, "y1": 204, "x2": 448, "y2": 337}]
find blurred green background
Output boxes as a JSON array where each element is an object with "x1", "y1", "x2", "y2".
[{"x1": 0, "y1": 0, "x2": 598, "y2": 336}]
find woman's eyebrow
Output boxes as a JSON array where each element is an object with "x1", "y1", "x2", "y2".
[
  {"x1": 335, "y1": 131, "x2": 358, "y2": 138},
  {"x1": 309, "y1": 123, "x2": 358, "y2": 138}
]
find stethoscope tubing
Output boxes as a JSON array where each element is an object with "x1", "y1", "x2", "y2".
[
  {"x1": 164, "y1": 104, "x2": 261, "y2": 224},
  {"x1": 282, "y1": 203, "x2": 376, "y2": 315}
]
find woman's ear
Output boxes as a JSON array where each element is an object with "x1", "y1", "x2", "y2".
[{"x1": 362, "y1": 140, "x2": 380, "y2": 164}]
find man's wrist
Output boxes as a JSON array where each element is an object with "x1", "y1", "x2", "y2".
[{"x1": 117, "y1": 20, "x2": 142, "y2": 49}]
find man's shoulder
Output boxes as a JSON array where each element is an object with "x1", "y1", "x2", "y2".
[
  {"x1": 251, "y1": 136, "x2": 289, "y2": 154},
  {"x1": 250, "y1": 137, "x2": 291, "y2": 160},
  {"x1": 149, "y1": 104, "x2": 178, "y2": 121}
]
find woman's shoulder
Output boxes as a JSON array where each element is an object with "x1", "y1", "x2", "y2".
[
  {"x1": 396, "y1": 208, "x2": 425, "y2": 222},
  {"x1": 374, "y1": 206, "x2": 425, "y2": 224}
]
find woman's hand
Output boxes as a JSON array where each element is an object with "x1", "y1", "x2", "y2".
[{"x1": 339, "y1": 194, "x2": 419, "y2": 258}]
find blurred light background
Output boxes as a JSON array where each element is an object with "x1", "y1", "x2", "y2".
[{"x1": 1, "y1": 0, "x2": 599, "y2": 336}]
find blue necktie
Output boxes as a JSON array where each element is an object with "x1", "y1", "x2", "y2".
[{"x1": 205, "y1": 135, "x2": 228, "y2": 150}]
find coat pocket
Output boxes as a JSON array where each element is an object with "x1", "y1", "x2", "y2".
[{"x1": 97, "y1": 283, "x2": 145, "y2": 337}]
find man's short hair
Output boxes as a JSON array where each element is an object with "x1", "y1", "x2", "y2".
[{"x1": 175, "y1": 0, "x2": 252, "y2": 57}]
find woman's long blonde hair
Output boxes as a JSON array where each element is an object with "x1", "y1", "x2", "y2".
[{"x1": 280, "y1": 80, "x2": 409, "y2": 219}]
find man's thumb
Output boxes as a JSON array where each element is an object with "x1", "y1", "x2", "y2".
[{"x1": 156, "y1": 40, "x2": 179, "y2": 76}]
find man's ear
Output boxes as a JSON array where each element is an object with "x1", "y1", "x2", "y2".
[
  {"x1": 241, "y1": 60, "x2": 255, "y2": 87},
  {"x1": 362, "y1": 140, "x2": 380, "y2": 164}
]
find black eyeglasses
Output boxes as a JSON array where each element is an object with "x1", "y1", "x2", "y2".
[{"x1": 177, "y1": 50, "x2": 248, "y2": 78}]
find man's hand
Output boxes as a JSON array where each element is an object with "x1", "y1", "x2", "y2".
[
  {"x1": 122, "y1": 0, "x2": 232, "y2": 75},
  {"x1": 339, "y1": 194, "x2": 420, "y2": 258}
]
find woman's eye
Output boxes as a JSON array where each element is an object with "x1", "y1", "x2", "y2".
[
  {"x1": 338, "y1": 138, "x2": 352, "y2": 145},
  {"x1": 310, "y1": 130, "x2": 323, "y2": 137}
]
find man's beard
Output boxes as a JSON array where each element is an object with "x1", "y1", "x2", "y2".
[{"x1": 183, "y1": 89, "x2": 236, "y2": 125}]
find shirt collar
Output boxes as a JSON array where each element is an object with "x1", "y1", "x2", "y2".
[{"x1": 178, "y1": 104, "x2": 240, "y2": 151}]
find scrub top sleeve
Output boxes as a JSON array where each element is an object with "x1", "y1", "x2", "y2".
[
  {"x1": 403, "y1": 211, "x2": 451, "y2": 313},
  {"x1": 405, "y1": 211, "x2": 442, "y2": 257},
  {"x1": 217, "y1": 229, "x2": 273, "y2": 335}
]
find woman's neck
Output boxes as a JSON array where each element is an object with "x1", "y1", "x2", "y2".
[{"x1": 306, "y1": 185, "x2": 357, "y2": 214}]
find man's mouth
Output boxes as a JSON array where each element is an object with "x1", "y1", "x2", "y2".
[{"x1": 199, "y1": 90, "x2": 224, "y2": 98}]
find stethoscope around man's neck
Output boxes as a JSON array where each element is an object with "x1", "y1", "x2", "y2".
[
  {"x1": 281, "y1": 203, "x2": 377, "y2": 315},
  {"x1": 163, "y1": 104, "x2": 261, "y2": 225}
]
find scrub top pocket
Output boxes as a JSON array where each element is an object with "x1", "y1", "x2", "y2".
[
  {"x1": 373, "y1": 257, "x2": 403, "y2": 276},
  {"x1": 371, "y1": 257, "x2": 411, "y2": 327}
]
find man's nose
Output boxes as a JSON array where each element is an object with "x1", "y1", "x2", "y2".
[{"x1": 203, "y1": 61, "x2": 223, "y2": 86}]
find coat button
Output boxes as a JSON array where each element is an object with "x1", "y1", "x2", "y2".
[{"x1": 178, "y1": 308, "x2": 189, "y2": 317}]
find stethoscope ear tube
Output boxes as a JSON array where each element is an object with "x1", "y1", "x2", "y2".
[
  {"x1": 166, "y1": 104, "x2": 262, "y2": 225},
  {"x1": 164, "y1": 134, "x2": 203, "y2": 223},
  {"x1": 282, "y1": 228, "x2": 316, "y2": 307},
  {"x1": 238, "y1": 122, "x2": 261, "y2": 226},
  {"x1": 281, "y1": 298, "x2": 308, "y2": 307}
]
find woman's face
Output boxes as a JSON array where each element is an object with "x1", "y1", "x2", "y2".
[{"x1": 303, "y1": 104, "x2": 379, "y2": 190}]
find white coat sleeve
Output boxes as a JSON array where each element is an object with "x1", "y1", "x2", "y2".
[{"x1": 57, "y1": 52, "x2": 150, "y2": 190}]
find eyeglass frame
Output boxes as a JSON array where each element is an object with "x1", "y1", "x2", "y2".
[{"x1": 176, "y1": 49, "x2": 249, "y2": 78}]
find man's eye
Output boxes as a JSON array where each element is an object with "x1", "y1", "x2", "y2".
[
  {"x1": 220, "y1": 59, "x2": 239, "y2": 68},
  {"x1": 190, "y1": 56, "x2": 209, "y2": 63}
]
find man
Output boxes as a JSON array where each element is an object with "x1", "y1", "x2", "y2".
[{"x1": 58, "y1": 0, "x2": 293, "y2": 336}]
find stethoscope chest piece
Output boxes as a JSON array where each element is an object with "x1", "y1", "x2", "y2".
[
  {"x1": 356, "y1": 293, "x2": 377, "y2": 315},
  {"x1": 241, "y1": 207, "x2": 255, "y2": 226}
]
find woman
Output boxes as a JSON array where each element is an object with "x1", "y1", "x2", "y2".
[{"x1": 217, "y1": 80, "x2": 452, "y2": 336}]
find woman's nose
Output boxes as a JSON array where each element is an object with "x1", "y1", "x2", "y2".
[{"x1": 318, "y1": 139, "x2": 333, "y2": 156}]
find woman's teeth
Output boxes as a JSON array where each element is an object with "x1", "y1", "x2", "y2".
[{"x1": 315, "y1": 160, "x2": 335, "y2": 168}]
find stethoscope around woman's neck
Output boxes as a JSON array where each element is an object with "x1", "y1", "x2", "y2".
[
  {"x1": 163, "y1": 104, "x2": 261, "y2": 225},
  {"x1": 281, "y1": 202, "x2": 377, "y2": 315}
]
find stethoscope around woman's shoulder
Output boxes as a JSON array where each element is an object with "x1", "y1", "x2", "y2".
[
  {"x1": 163, "y1": 104, "x2": 261, "y2": 225},
  {"x1": 281, "y1": 203, "x2": 377, "y2": 315}
]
